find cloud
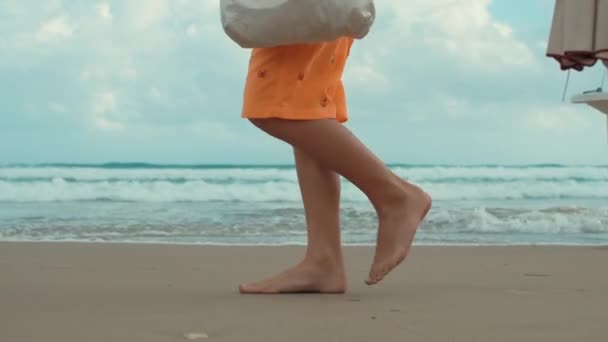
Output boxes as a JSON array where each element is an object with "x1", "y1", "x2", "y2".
[
  {"x1": 96, "y1": 2, "x2": 112, "y2": 21},
  {"x1": 150, "y1": 87, "x2": 162, "y2": 100},
  {"x1": 93, "y1": 91, "x2": 117, "y2": 115},
  {"x1": 185, "y1": 23, "x2": 199, "y2": 37},
  {"x1": 1, "y1": 0, "x2": 607, "y2": 164},
  {"x1": 36, "y1": 16, "x2": 74, "y2": 42},
  {"x1": 91, "y1": 91, "x2": 125, "y2": 130},
  {"x1": 522, "y1": 105, "x2": 594, "y2": 132},
  {"x1": 376, "y1": 0, "x2": 536, "y2": 71},
  {"x1": 126, "y1": 0, "x2": 169, "y2": 31},
  {"x1": 345, "y1": 61, "x2": 389, "y2": 90},
  {"x1": 94, "y1": 117, "x2": 125, "y2": 131}
]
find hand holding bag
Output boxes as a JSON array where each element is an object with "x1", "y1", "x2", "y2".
[{"x1": 220, "y1": 0, "x2": 376, "y2": 48}]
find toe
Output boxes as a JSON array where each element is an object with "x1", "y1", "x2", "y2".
[
  {"x1": 365, "y1": 272, "x2": 375, "y2": 285},
  {"x1": 238, "y1": 283, "x2": 250, "y2": 293},
  {"x1": 366, "y1": 268, "x2": 380, "y2": 285},
  {"x1": 366, "y1": 262, "x2": 393, "y2": 285},
  {"x1": 239, "y1": 282, "x2": 261, "y2": 294}
]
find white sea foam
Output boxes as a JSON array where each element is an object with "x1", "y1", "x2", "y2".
[
  {"x1": 1, "y1": 205, "x2": 606, "y2": 244},
  {"x1": 1, "y1": 165, "x2": 606, "y2": 245},
  {"x1": 0, "y1": 166, "x2": 607, "y2": 202}
]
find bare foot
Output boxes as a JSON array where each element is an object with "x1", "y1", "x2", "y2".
[
  {"x1": 239, "y1": 257, "x2": 347, "y2": 294},
  {"x1": 365, "y1": 179, "x2": 432, "y2": 285}
]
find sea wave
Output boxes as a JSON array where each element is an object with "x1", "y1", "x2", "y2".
[
  {"x1": 0, "y1": 165, "x2": 607, "y2": 202},
  {"x1": 1, "y1": 205, "x2": 606, "y2": 245}
]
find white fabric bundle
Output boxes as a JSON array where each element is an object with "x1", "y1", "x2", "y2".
[{"x1": 220, "y1": 0, "x2": 376, "y2": 48}]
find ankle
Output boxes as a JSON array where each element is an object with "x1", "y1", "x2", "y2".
[
  {"x1": 373, "y1": 177, "x2": 409, "y2": 216},
  {"x1": 375, "y1": 176, "x2": 428, "y2": 217},
  {"x1": 303, "y1": 250, "x2": 344, "y2": 269}
]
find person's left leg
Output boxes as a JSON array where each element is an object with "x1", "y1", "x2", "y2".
[
  {"x1": 248, "y1": 118, "x2": 431, "y2": 286},
  {"x1": 239, "y1": 148, "x2": 347, "y2": 294}
]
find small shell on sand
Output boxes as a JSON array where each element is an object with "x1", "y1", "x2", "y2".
[{"x1": 184, "y1": 332, "x2": 209, "y2": 340}]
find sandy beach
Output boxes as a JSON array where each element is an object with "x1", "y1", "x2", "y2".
[{"x1": 0, "y1": 242, "x2": 606, "y2": 342}]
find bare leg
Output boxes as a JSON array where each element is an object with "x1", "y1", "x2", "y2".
[
  {"x1": 249, "y1": 118, "x2": 432, "y2": 285},
  {"x1": 239, "y1": 148, "x2": 347, "y2": 294}
]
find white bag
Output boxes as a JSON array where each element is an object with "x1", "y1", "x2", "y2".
[{"x1": 220, "y1": 0, "x2": 376, "y2": 48}]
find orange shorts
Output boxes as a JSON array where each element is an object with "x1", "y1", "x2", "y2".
[{"x1": 241, "y1": 37, "x2": 354, "y2": 123}]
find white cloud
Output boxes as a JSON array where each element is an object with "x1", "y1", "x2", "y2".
[
  {"x1": 438, "y1": 94, "x2": 475, "y2": 120},
  {"x1": 81, "y1": 65, "x2": 106, "y2": 82},
  {"x1": 120, "y1": 65, "x2": 137, "y2": 81},
  {"x1": 97, "y1": 3, "x2": 112, "y2": 21},
  {"x1": 378, "y1": 0, "x2": 536, "y2": 72},
  {"x1": 523, "y1": 105, "x2": 593, "y2": 132},
  {"x1": 92, "y1": 91, "x2": 124, "y2": 131},
  {"x1": 201, "y1": 0, "x2": 219, "y2": 12},
  {"x1": 36, "y1": 17, "x2": 74, "y2": 42},
  {"x1": 95, "y1": 117, "x2": 124, "y2": 131},
  {"x1": 127, "y1": 0, "x2": 169, "y2": 30},
  {"x1": 345, "y1": 61, "x2": 388, "y2": 89},
  {"x1": 186, "y1": 23, "x2": 199, "y2": 37},
  {"x1": 4, "y1": 0, "x2": 607, "y2": 164},
  {"x1": 93, "y1": 91, "x2": 117, "y2": 114},
  {"x1": 150, "y1": 87, "x2": 162, "y2": 99}
]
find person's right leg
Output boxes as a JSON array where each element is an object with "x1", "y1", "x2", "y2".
[{"x1": 250, "y1": 118, "x2": 432, "y2": 285}]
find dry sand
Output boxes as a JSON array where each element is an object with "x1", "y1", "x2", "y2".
[{"x1": 1, "y1": 242, "x2": 607, "y2": 342}]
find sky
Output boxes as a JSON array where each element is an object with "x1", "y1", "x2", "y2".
[{"x1": 1, "y1": 0, "x2": 608, "y2": 165}]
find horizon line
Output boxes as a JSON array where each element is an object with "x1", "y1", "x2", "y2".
[{"x1": 1, "y1": 162, "x2": 607, "y2": 168}]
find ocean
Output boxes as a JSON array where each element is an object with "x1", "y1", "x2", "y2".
[{"x1": 0, "y1": 163, "x2": 607, "y2": 246}]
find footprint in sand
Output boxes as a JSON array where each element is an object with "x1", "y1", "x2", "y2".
[
  {"x1": 506, "y1": 289, "x2": 535, "y2": 295},
  {"x1": 184, "y1": 332, "x2": 209, "y2": 340}
]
